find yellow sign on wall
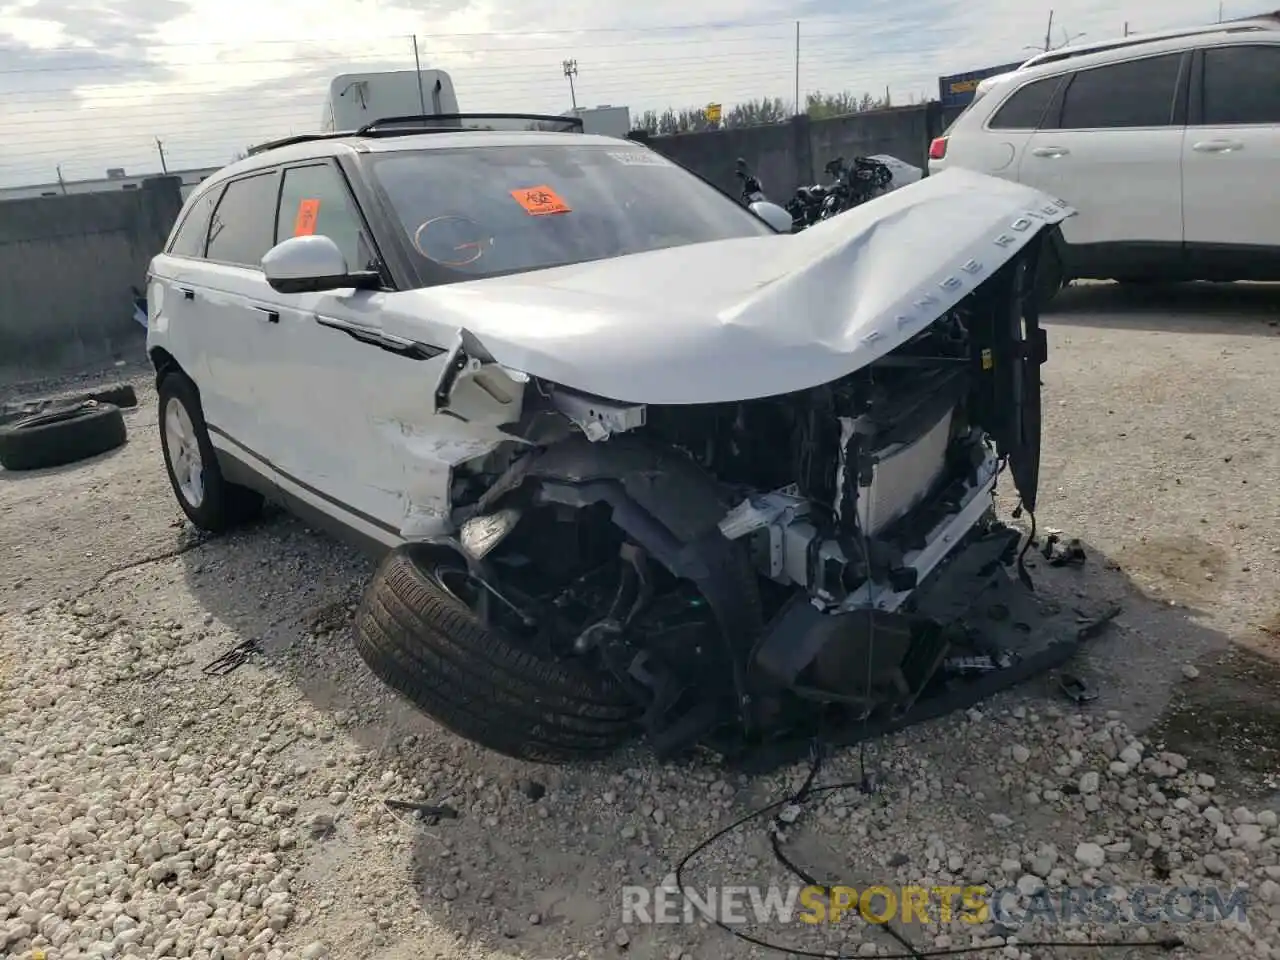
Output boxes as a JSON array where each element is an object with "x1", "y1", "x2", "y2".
[{"x1": 706, "y1": 102, "x2": 722, "y2": 124}]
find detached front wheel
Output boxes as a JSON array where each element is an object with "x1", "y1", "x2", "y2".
[{"x1": 354, "y1": 546, "x2": 641, "y2": 763}]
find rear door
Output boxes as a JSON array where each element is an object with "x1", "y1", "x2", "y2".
[
  {"x1": 1017, "y1": 51, "x2": 1189, "y2": 269},
  {"x1": 961, "y1": 73, "x2": 1068, "y2": 177},
  {"x1": 1182, "y1": 41, "x2": 1280, "y2": 276},
  {"x1": 147, "y1": 184, "x2": 223, "y2": 390},
  {"x1": 198, "y1": 170, "x2": 285, "y2": 466}
]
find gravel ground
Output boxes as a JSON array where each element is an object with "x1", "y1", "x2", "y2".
[{"x1": 2, "y1": 282, "x2": 1280, "y2": 960}]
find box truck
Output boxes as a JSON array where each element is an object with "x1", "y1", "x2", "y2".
[{"x1": 321, "y1": 70, "x2": 461, "y2": 132}]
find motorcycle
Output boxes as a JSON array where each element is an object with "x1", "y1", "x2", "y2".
[
  {"x1": 798, "y1": 154, "x2": 925, "y2": 226},
  {"x1": 734, "y1": 157, "x2": 766, "y2": 206},
  {"x1": 733, "y1": 154, "x2": 924, "y2": 232}
]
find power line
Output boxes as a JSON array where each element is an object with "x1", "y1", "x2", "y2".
[
  {"x1": 0, "y1": 32, "x2": 805, "y2": 76},
  {"x1": 2, "y1": 52, "x2": 827, "y2": 108},
  {"x1": 0, "y1": 10, "x2": 1223, "y2": 185},
  {"x1": 0, "y1": 13, "x2": 999, "y2": 55}
]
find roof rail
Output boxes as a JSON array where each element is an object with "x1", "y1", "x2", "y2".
[
  {"x1": 247, "y1": 133, "x2": 356, "y2": 156},
  {"x1": 1023, "y1": 17, "x2": 1279, "y2": 69},
  {"x1": 247, "y1": 112, "x2": 584, "y2": 157},
  {"x1": 356, "y1": 112, "x2": 585, "y2": 134}
]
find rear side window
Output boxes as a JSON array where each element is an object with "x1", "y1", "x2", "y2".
[
  {"x1": 206, "y1": 173, "x2": 280, "y2": 269},
  {"x1": 275, "y1": 163, "x2": 377, "y2": 272},
  {"x1": 989, "y1": 76, "x2": 1062, "y2": 129},
  {"x1": 1054, "y1": 53, "x2": 1184, "y2": 129},
  {"x1": 168, "y1": 186, "x2": 221, "y2": 258},
  {"x1": 1202, "y1": 45, "x2": 1280, "y2": 124}
]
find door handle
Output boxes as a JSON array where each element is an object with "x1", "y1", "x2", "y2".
[
  {"x1": 1192, "y1": 139, "x2": 1244, "y2": 153},
  {"x1": 1030, "y1": 146, "x2": 1070, "y2": 158},
  {"x1": 180, "y1": 288, "x2": 195, "y2": 300},
  {"x1": 252, "y1": 306, "x2": 280, "y2": 323}
]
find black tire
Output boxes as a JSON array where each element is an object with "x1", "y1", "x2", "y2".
[
  {"x1": 355, "y1": 546, "x2": 641, "y2": 763},
  {"x1": 0, "y1": 402, "x2": 127, "y2": 471},
  {"x1": 158, "y1": 372, "x2": 263, "y2": 532},
  {"x1": 1034, "y1": 239, "x2": 1065, "y2": 311},
  {"x1": 88, "y1": 383, "x2": 138, "y2": 409}
]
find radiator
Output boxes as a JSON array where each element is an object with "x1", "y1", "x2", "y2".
[{"x1": 856, "y1": 407, "x2": 954, "y2": 536}]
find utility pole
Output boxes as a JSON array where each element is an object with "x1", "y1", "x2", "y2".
[
  {"x1": 1043, "y1": 9, "x2": 1055, "y2": 50},
  {"x1": 412, "y1": 35, "x2": 427, "y2": 116},
  {"x1": 56, "y1": 164, "x2": 67, "y2": 194},
  {"x1": 155, "y1": 138, "x2": 168, "y2": 173},
  {"x1": 793, "y1": 22, "x2": 800, "y2": 116},
  {"x1": 1124, "y1": 21, "x2": 1130, "y2": 35},
  {"x1": 562, "y1": 59, "x2": 578, "y2": 111},
  {"x1": 1218, "y1": 2, "x2": 1224, "y2": 21}
]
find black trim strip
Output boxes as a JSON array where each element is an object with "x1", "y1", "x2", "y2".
[
  {"x1": 315, "y1": 315, "x2": 444, "y2": 359},
  {"x1": 206, "y1": 424, "x2": 402, "y2": 536}
]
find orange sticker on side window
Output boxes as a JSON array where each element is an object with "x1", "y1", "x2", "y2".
[
  {"x1": 510, "y1": 185, "x2": 571, "y2": 216},
  {"x1": 293, "y1": 198, "x2": 321, "y2": 236}
]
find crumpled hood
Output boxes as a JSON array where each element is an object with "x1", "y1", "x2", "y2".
[{"x1": 385, "y1": 167, "x2": 1074, "y2": 405}]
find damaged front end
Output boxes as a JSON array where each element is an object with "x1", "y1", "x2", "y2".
[{"x1": 397, "y1": 196, "x2": 1110, "y2": 764}]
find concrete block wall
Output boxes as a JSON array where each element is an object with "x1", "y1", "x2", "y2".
[
  {"x1": 648, "y1": 101, "x2": 959, "y2": 204},
  {"x1": 0, "y1": 175, "x2": 183, "y2": 381}
]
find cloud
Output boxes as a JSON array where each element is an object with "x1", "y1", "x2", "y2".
[{"x1": 0, "y1": 0, "x2": 1257, "y2": 187}]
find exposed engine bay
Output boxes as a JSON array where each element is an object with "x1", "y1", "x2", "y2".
[
  {"x1": 642, "y1": 305, "x2": 988, "y2": 609},
  {"x1": 377, "y1": 228, "x2": 1117, "y2": 766}
]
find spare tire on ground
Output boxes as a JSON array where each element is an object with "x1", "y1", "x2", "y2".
[
  {"x1": 0, "y1": 401, "x2": 127, "y2": 471},
  {"x1": 87, "y1": 383, "x2": 138, "y2": 409},
  {"x1": 354, "y1": 545, "x2": 640, "y2": 763},
  {"x1": 0, "y1": 381, "x2": 138, "y2": 427}
]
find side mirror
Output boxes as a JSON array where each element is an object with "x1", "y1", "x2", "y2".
[
  {"x1": 749, "y1": 200, "x2": 795, "y2": 233},
  {"x1": 262, "y1": 235, "x2": 380, "y2": 294}
]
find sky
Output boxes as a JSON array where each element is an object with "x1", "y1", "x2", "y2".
[{"x1": 0, "y1": 0, "x2": 1262, "y2": 188}]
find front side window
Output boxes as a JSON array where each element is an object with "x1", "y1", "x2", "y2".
[
  {"x1": 369, "y1": 143, "x2": 773, "y2": 286},
  {"x1": 1054, "y1": 53, "x2": 1184, "y2": 129},
  {"x1": 275, "y1": 163, "x2": 378, "y2": 272},
  {"x1": 168, "y1": 185, "x2": 222, "y2": 259},
  {"x1": 206, "y1": 172, "x2": 279, "y2": 268},
  {"x1": 989, "y1": 75, "x2": 1063, "y2": 129},
  {"x1": 1202, "y1": 45, "x2": 1280, "y2": 124}
]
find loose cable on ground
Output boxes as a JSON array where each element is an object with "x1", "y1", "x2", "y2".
[{"x1": 673, "y1": 748, "x2": 1188, "y2": 958}]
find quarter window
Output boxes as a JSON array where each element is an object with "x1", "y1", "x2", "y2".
[
  {"x1": 275, "y1": 164, "x2": 377, "y2": 272},
  {"x1": 168, "y1": 186, "x2": 222, "y2": 258},
  {"x1": 989, "y1": 76, "x2": 1062, "y2": 129},
  {"x1": 1202, "y1": 45, "x2": 1280, "y2": 124},
  {"x1": 205, "y1": 172, "x2": 279, "y2": 268},
  {"x1": 1054, "y1": 54, "x2": 1184, "y2": 129}
]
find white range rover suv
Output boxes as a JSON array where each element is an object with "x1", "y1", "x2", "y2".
[
  {"x1": 929, "y1": 15, "x2": 1280, "y2": 297},
  {"x1": 146, "y1": 113, "x2": 1077, "y2": 763}
]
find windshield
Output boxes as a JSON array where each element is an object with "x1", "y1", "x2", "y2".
[{"x1": 369, "y1": 143, "x2": 774, "y2": 285}]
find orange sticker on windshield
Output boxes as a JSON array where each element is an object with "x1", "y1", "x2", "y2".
[
  {"x1": 293, "y1": 198, "x2": 321, "y2": 236},
  {"x1": 511, "y1": 185, "x2": 571, "y2": 216}
]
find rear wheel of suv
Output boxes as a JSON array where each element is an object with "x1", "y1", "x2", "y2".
[
  {"x1": 158, "y1": 372, "x2": 263, "y2": 532},
  {"x1": 354, "y1": 545, "x2": 640, "y2": 763}
]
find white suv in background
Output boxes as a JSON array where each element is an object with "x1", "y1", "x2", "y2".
[{"x1": 929, "y1": 16, "x2": 1280, "y2": 297}]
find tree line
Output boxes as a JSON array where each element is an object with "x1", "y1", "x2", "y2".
[{"x1": 631, "y1": 90, "x2": 896, "y2": 135}]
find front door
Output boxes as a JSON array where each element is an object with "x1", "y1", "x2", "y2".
[
  {"x1": 1182, "y1": 42, "x2": 1280, "y2": 275},
  {"x1": 255, "y1": 161, "x2": 454, "y2": 545}
]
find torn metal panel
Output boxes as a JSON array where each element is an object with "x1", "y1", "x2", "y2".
[
  {"x1": 432, "y1": 327, "x2": 529, "y2": 427},
  {"x1": 391, "y1": 431, "x2": 515, "y2": 539},
  {"x1": 549, "y1": 388, "x2": 646, "y2": 442}
]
